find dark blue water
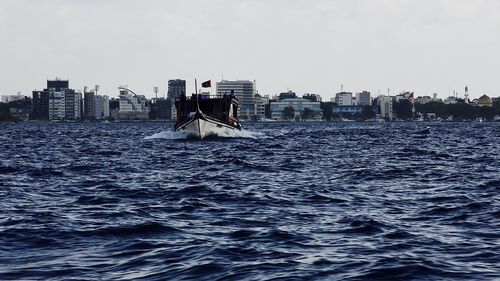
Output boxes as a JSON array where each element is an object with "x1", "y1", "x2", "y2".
[{"x1": 1, "y1": 122, "x2": 499, "y2": 280}]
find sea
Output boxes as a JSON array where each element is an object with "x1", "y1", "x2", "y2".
[{"x1": 0, "y1": 122, "x2": 498, "y2": 280}]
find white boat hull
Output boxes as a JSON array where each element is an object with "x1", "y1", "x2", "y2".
[{"x1": 175, "y1": 116, "x2": 239, "y2": 139}]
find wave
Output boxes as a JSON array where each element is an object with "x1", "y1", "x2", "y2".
[{"x1": 144, "y1": 129, "x2": 264, "y2": 140}]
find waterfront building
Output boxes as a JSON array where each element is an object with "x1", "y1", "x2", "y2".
[
  {"x1": 168, "y1": 79, "x2": 186, "y2": 100},
  {"x1": 117, "y1": 88, "x2": 150, "y2": 120},
  {"x1": 355, "y1": 91, "x2": 371, "y2": 106},
  {"x1": 48, "y1": 91, "x2": 66, "y2": 120},
  {"x1": 83, "y1": 90, "x2": 95, "y2": 121},
  {"x1": 94, "y1": 95, "x2": 110, "y2": 119},
  {"x1": 332, "y1": 105, "x2": 364, "y2": 114},
  {"x1": 216, "y1": 80, "x2": 256, "y2": 120},
  {"x1": 31, "y1": 91, "x2": 50, "y2": 120},
  {"x1": 64, "y1": 90, "x2": 82, "y2": 120},
  {"x1": 269, "y1": 95, "x2": 322, "y2": 120},
  {"x1": 32, "y1": 79, "x2": 82, "y2": 121},
  {"x1": 254, "y1": 94, "x2": 269, "y2": 121},
  {"x1": 378, "y1": 95, "x2": 393, "y2": 120},
  {"x1": 335, "y1": 92, "x2": 353, "y2": 106}
]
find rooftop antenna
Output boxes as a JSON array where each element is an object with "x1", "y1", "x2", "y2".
[
  {"x1": 341, "y1": 84, "x2": 343, "y2": 92},
  {"x1": 95, "y1": 85, "x2": 99, "y2": 95}
]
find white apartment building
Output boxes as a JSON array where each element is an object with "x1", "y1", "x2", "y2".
[
  {"x1": 335, "y1": 92, "x2": 353, "y2": 106},
  {"x1": 378, "y1": 95, "x2": 393, "y2": 120},
  {"x1": 48, "y1": 91, "x2": 66, "y2": 120}
]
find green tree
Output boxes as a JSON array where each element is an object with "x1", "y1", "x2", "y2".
[
  {"x1": 394, "y1": 100, "x2": 413, "y2": 120},
  {"x1": 320, "y1": 102, "x2": 334, "y2": 121},
  {"x1": 475, "y1": 106, "x2": 496, "y2": 120},
  {"x1": 283, "y1": 106, "x2": 295, "y2": 120},
  {"x1": 361, "y1": 105, "x2": 375, "y2": 120},
  {"x1": 302, "y1": 108, "x2": 313, "y2": 119},
  {"x1": 445, "y1": 103, "x2": 475, "y2": 120}
]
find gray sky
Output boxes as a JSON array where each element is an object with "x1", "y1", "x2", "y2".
[{"x1": 1, "y1": 0, "x2": 499, "y2": 99}]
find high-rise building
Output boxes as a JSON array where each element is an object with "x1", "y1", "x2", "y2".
[
  {"x1": 355, "y1": 91, "x2": 371, "y2": 106},
  {"x1": 64, "y1": 90, "x2": 82, "y2": 120},
  {"x1": 216, "y1": 80, "x2": 256, "y2": 120},
  {"x1": 94, "y1": 95, "x2": 110, "y2": 120},
  {"x1": 335, "y1": 92, "x2": 353, "y2": 106},
  {"x1": 48, "y1": 91, "x2": 65, "y2": 120},
  {"x1": 168, "y1": 79, "x2": 186, "y2": 100},
  {"x1": 32, "y1": 79, "x2": 81, "y2": 121},
  {"x1": 83, "y1": 90, "x2": 95, "y2": 121},
  {"x1": 378, "y1": 96, "x2": 393, "y2": 120},
  {"x1": 31, "y1": 91, "x2": 49, "y2": 120}
]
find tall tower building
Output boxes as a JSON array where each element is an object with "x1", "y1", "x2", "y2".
[
  {"x1": 168, "y1": 79, "x2": 186, "y2": 100},
  {"x1": 464, "y1": 86, "x2": 469, "y2": 103},
  {"x1": 355, "y1": 91, "x2": 371, "y2": 106},
  {"x1": 83, "y1": 90, "x2": 95, "y2": 121},
  {"x1": 216, "y1": 80, "x2": 256, "y2": 120}
]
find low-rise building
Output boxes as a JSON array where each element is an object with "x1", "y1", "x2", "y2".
[
  {"x1": 269, "y1": 96, "x2": 322, "y2": 120},
  {"x1": 117, "y1": 88, "x2": 150, "y2": 120},
  {"x1": 332, "y1": 105, "x2": 364, "y2": 114}
]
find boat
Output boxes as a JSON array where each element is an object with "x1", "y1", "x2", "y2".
[{"x1": 174, "y1": 81, "x2": 241, "y2": 139}]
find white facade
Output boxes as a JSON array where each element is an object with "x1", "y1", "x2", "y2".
[
  {"x1": 270, "y1": 98, "x2": 322, "y2": 120},
  {"x1": 335, "y1": 92, "x2": 353, "y2": 106},
  {"x1": 49, "y1": 91, "x2": 66, "y2": 120},
  {"x1": 118, "y1": 90, "x2": 150, "y2": 120},
  {"x1": 378, "y1": 95, "x2": 393, "y2": 120},
  {"x1": 216, "y1": 80, "x2": 256, "y2": 120},
  {"x1": 74, "y1": 92, "x2": 82, "y2": 119},
  {"x1": 119, "y1": 91, "x2": 148, "y2": 112},
  {"x1": 254, "y1": 94, "x2": 269, "y2": 120},
  {"x1": 94, "y1": 95, "x2": 110, "y2": 119}
]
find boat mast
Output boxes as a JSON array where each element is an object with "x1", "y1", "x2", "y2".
[{"x1": 195, "y1": 78, "x2": 201, "y2": 113}]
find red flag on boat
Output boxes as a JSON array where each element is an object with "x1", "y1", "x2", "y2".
[{"x1": 201, "y1": 80, "x2": 211, "y2": 88}]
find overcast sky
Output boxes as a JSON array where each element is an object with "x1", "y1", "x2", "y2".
[{"x1": 1, "y1": 0, "x2": 499, "y2": 99}]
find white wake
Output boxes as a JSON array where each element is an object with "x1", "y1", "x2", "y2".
[{"x1": 144, "y1": 129, "x2": 264, "y2": 140}]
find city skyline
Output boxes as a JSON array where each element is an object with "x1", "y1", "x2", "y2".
[{"x1": 1, "y1": 0, "x2": 499, "y2": 99}]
